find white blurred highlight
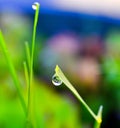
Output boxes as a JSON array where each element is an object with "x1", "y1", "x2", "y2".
[{"x1": 51, "y1": 0, "x2": 120, "y2": 19}]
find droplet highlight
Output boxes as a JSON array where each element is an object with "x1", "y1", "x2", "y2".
[
  {"x1": 52, "y1": 74, "x2": 62, "y2": 86},
  {"x1": 32, "y1": 2, "x2": 39, "y2": 10}
]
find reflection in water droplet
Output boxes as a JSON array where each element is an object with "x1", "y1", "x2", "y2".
[
  {"x1": 32, "y1": 2, "x2": 39, "y2": 10},
  {"x1": 52, "y1": 74, "x2": 62, "y2": 86}
]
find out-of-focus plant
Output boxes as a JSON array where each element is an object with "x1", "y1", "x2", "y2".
[
  {"x1": 25, "y1": 2, "x2": 40, "y2": 127},
  {"x1": 52, "y1": 65, "x2": 103, "y2": 128},
  {"x1": 0, "y1": 2, "x2": 80, "y2": 128},
  {"x1": 0, "y1": 30, "x2": 27, "y2": 114},
  {"x1": 0, "y1": 2, "x2": 40, "y2": 128}
]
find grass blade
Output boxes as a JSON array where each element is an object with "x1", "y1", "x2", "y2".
[
  {"x1": 23, "y1": 61, "x2": 29, "y2": 90},
  {"x1": 26, "y1": 3, "x2": 40, "y2": 127},
  {"x1": 94, "y1": 105, "x2": 103, "y2": 128},
  {"x1": 0, "y1": 30, "x2": 27, "y2": 115},
  {"x1": 55, "y1": 65, "x2": 101, "y2": 122},
  {"x1": 25, "y1": 41, "x2": 31, "y2": 70}
]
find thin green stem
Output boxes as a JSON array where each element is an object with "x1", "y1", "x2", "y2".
[
  {"x1": 23, "y1": 61, "x2": 30, "y2": 120},
  {"x1": 55, "y1": 65, "x2": 103, "y2": 123},
  {"x1": 25, "y1": 41, "x2": 31, "y2": 71},
  {"x1": 0, "y1": 30, "x2": 27, "y2": 115},
  {"x1": 23, "y1": 61, "x2": 29, "y2": 90},
  {"x1": 27, "y1": 3, "x2": 40, "y2": 126},
  {"x1": 94, "y1": 121, "x2": 101, "y2": 128},
  {"x1": 94, "y1": 105, "x2": 103, "y2": 128},
  {"x1": 24, "y1": 42, "x2": 31, "y2": 120}
]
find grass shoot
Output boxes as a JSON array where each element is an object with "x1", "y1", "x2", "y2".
[{"x1": 53, "y1": 65, "x2": 103, "y2": 128}]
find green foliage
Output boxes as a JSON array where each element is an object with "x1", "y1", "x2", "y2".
[
  {"x1": 0, "y1": 30, "x2": 27, "y2": 115},
  {"x1": 0, "y1": 2, "x2": 104, "y2": 128},
  {"x1": 0, "y1": 2, "x2": 81, "y2": 128}
]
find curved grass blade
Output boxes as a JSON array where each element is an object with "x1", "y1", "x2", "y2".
[{"x1": 55, "y1": 65, "x2": 103, "y2": 124}]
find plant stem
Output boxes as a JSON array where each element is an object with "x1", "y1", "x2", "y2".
[
  {"x1": 0, "y1": 30, "x2": 27, "y2": 115},
  {"x1": 94, "y1": 105, "x2": 103, "y2": 128},
  {"x1": 25, "y1": 41, "x2": 31, "y2": 70},
  {"x1": 55, "y1": 65, "x2": 103, "y2": 124},
  {"x1": 27, "y1": 3, "x2": 40, "y2": 127},
  {"x1": 23, "y1": 61, "x2": 29, "y2": 90}
]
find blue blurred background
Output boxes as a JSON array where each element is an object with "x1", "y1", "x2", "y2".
[{"x1": 0, "y1": 0, "x2": 120, "y2": 128}]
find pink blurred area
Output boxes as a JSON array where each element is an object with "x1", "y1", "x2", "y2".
[{"x1": 40, "y1": 32, "x2": 103, "y2": 91}]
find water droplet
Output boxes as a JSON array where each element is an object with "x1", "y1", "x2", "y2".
[
  {"x1": 52, "y1": 74, "x2": 62, "y2": 86},
  {"x1": 32, "y1": 2, "x2": 39, "y2": 10}
]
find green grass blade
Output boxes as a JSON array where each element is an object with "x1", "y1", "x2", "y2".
[
  {"x1": 55, "y1": 65, "x2": 99, "y2": 121},
  {"x1": 23, "y1": 61, "x2": 29, "y2": 90},
  {"x1": 30, "y1": 2, "x2": 40, "y2": 76},
  {"x1": 25, "y1": 41, "x2": 31, "y2": 70},
  {"x1": 26, "y1": 3, "x2": 40, "y2": 127},
  {"x1": 0, "y1": 30, "x2": 27, "y2": 115},
  {"x1": 28, "y1": 1, "x2": 40, "y2": 109},
  {"x1": 94, "y1": 105, "x2": 103, "y2": 128},
  {"x1": 29, "y1": 2, "x2": 40, "y2": 104}
]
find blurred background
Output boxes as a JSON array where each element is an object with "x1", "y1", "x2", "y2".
[{"x1": 0, "y1": 0, "x2": 120, "y2": 128}]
